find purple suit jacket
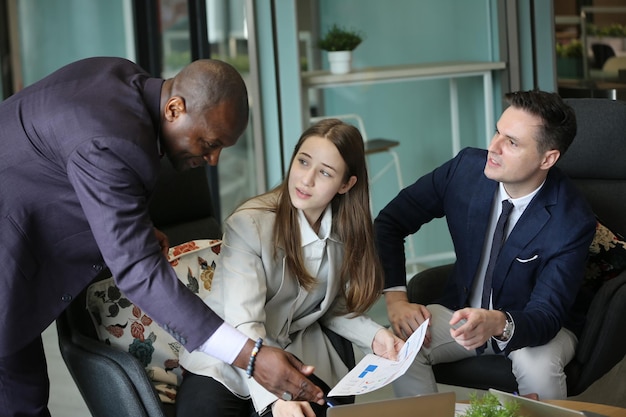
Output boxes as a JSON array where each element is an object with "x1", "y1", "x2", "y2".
[
  {"x1": 0, "y1": 57, "x2": 223, "y2": 356},
  {"x1": 375, "y1": 148, "x2": 596, "y2": 354}
]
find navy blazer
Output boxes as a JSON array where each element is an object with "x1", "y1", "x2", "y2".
[
  {"x1": 375, "y1": 148, "x2": 596, "y2": 353},
  {"x1": 0, "y1": 57, "x2": 223, "y2": 356}
]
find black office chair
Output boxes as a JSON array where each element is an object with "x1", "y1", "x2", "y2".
[
  {"x1": 148, "y1": 159, "x2": 222, "y2": 247},
  {"x1": 407, "y1": 98, "x2": 626, "y2": 397},
  {"x1": 591, "y1": 43, "x2": 616, "y2": 70}
]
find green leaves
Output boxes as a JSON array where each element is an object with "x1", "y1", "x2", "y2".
[
  {"x1": 556, "y1": 40, "x2": 583, "y2": 58},
  {"x1": 318, "y1": 24, "x2": 364, "y2": 51},
  {"x1": 587, "y1": 23, "x2": 626, "y2": 37},
  {"x1": 462, "y1": 392, "x2": 520, "y2": 417}
]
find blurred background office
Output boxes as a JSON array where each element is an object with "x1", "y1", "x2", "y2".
[
  {"x1": 2, "y1": 1, "x2": 625, "y2": 415},
  {"x1": 0, "y1": 0, "x2": 560, "y2": 270}
]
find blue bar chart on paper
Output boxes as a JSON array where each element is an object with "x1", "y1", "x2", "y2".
[{"x1": 328, "y1": 318, "x2": 429, "y2": 397}]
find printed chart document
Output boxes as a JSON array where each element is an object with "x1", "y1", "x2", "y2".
[{"x1": 328, "y1": 318, "x2": 429, "y2": 397}]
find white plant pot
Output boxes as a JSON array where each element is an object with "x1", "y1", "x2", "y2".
[{"x1": 327, "y1": 50, "x2": 352, "y2": 75}]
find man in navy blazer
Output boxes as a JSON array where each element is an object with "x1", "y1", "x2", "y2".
[
  {"x1": 0, "y1": 57, "x2": 323, "y2": 417},
  {"x1": 375, "y1": 90, "x2": 596, "y2": 400}
]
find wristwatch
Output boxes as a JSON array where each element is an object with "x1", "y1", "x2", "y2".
[{"x1": 496, "y1": 311, "x2": 514, "y2": 341}]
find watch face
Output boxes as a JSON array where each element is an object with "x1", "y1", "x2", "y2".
[
  {"x1": 495, "y1": 312, "x2": 514, "y2": 341},
  {"x1": 497, "y1": 314, "x2": 512, "y2": 340},
  {"x1": 503, "y1": 320, "x2": 513, "y2": 338}
]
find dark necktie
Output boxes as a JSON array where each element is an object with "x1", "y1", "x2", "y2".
[{"x1": 481, "y1": 200, "x2": 514, "y2": 310}]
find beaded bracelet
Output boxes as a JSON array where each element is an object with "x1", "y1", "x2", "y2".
[{"x1": 246, "y1": 337, "x2": 263, "y2": 378}]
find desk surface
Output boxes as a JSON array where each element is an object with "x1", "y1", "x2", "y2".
[{"x1": 545, "y1": 400, "x2": 626, "y2": 417}]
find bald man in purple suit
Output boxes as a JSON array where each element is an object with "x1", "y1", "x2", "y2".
[{"x1": 0, "y1": 57, "x2": 323, "y2": 417}]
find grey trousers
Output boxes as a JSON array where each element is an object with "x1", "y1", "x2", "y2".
[{"x1": 392, "y1": 304, "x2": 577, "y2": 400}]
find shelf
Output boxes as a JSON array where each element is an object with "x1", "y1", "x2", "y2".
[
  {"x1": 301, "y1": 61, "x2": 507, "y2": 89},
  {"x1": 301, "y1": 60, "x2": 507, "y2": 158},
  {"x1": 555, "y1": 15, "x2": 582, "y2": 25}
]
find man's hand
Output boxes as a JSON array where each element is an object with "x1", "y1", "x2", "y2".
[
  {"x1": 385, "y1": 291, "x2": 432, "y2": 346},
  {"x1": 153, "y1": 227, "x2": 170, "y2": 257},
  {"x1": 372, "y1": 328, "x2": 404, "y2": 361},
  {"x1": 233, "y1": 340, "x2": 324, "y2": 405},
  {"x1": 449, "y1": 308, "x2": 507, "y2": 350}
]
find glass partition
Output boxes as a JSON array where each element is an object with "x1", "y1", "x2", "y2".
[
  {"x1": 156, "y1": 0, "x2": 260, "y2": 221},
  {"x1": 9, "y1": 0, "x2": 261, "y2": 222},
  {"x1": 555, "y1": 1, "x2": 626, "y2": 99}
]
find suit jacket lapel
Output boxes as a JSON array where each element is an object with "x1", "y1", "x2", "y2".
[
  {"x1": 493, "y1": 173, "x2": 559, "y2": 294},
  {"x1": 465, "y1": 179, "x2": 498, "y2": 286}
]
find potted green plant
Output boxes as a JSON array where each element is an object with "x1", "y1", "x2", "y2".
[
  {"x1": 318, "y1": 24, "x2": 364, "y2": 74},
  {"x1": 461, "y1": 392, "x2": 521, "y2": 417},
  {"x1": 556, "y1": 39, "x2": 583, "y2": 79}
]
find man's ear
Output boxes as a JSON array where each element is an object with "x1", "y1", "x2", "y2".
[
  {"x1": 163, "y1": 96, "x2": 186, "y2": 122},
  {"x1": 540, "y1": 149, "x2": 560, "y2": 170}
]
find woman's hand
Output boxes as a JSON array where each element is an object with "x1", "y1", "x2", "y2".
[
  {"x1": 371, "y1": 328, "x2": 405, "y2": 361},
  {"x1": 272, "y1": 399, "x2": 316, "y2": 417}
]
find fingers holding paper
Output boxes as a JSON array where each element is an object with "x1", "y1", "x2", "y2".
[{"x1": 372, "y1": 328, "x2": 405, "y2": 361}]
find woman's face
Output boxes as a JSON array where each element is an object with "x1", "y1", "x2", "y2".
[{"x1": 288, "y1": 135, "x2": 356, "y2": 227}]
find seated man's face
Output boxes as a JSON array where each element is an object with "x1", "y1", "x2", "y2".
[{"x1": 484, "y1": 106, "x2": 553, "y2": 198}]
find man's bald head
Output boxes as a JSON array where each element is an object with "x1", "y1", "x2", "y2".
[{"x1": 171, "y1": 59, "x2": 249, "y2": 136}]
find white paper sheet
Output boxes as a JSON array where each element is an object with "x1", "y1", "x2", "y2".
[{"x1": 328, "y1": 318, "x2": 429, "y2": 397}]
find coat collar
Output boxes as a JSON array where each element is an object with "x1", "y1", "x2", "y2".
[
  {"x1": 465, "y1": 171, "x2": 557, "y2": 291},
  {"x1": 491, "y1": 169, "x2": 561, "y2": 296},
  {"x1": 299, "y1": 206, "x2": 332, "y2": 246}
]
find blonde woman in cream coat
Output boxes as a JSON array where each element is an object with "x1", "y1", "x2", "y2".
[{"x1": 178, "y1": 119, "x2": 404, "y2": 417}]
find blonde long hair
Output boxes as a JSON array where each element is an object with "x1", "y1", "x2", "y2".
[{"x1": 242, "y1": 118, "x2": 383, "y2": 314}]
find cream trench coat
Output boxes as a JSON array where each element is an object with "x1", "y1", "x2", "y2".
[{"x1": 179, "y1": 194, "x2": 383, "y2": 412}]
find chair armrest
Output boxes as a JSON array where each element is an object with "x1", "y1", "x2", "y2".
[
  {"x1": 406, "y1": 264, "x2": 453, "y2": 305},
  {"x1": 57, "y1": 307, "x2": 170, "y2": 417},
  {"x1": 566, "y1": 270, "x2": 626, "y2": 396}
]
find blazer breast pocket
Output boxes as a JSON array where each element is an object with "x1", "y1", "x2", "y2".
[{"x1": 515, "y1": 254, "x2": 539, "y2": 263}]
